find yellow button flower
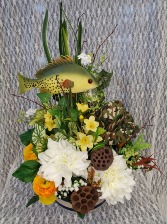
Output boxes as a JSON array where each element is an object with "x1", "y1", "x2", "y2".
[
  {"x1": 76, "y1": 103, "x2": 89, "y2": 112},
  {"x1": 33, "y1": 175, "x2": 57, "y2": 205},
  {"x1": 23, "y1": 143, "x2": 37, "y2": 161},
  {"x1": 84, "y1": 116, "x2": 99, "y2": 132},
  {"x1": 76, "y1": 132, "x2": 93, "y2": 151}
]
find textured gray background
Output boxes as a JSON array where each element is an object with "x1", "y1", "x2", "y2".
[{"x1": 0, "y1": 0, "x2": 167, "y2": 223}]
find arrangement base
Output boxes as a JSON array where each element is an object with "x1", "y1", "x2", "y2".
[{"x1": 56, "y1": 198, "x2": 105, "y2": 212}]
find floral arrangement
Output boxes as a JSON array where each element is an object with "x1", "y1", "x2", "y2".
[{"x1": 12, "y1": 3, "x2": 159, "y2": 218}]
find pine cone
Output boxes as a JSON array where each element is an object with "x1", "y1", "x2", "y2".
[
  {"x1": 70, "y1": 186, "x2": 99, "y2": 214},
  {"x1": 91, "y1": 146, "x2": 113, "y2": 171}
]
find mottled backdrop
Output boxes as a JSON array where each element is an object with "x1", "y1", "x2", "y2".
[{"x1": 0, "y1": 0, "x2": 167, "y2": 223}]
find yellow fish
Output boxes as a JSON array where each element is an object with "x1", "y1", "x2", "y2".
[{"x1": 18, "y1": 56, "x2": 98, "y2": 94}]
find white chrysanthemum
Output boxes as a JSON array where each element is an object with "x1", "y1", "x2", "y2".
[
  {"x1": 94, "y1": 151, "x2": 135, "y2": 205},
  {"x1": 25, "y1": 108, "x2": 37, "y2": 117},
  {"x1": 78, "y1": 53, "x2": 92, "y2": 66},
  {"x1": 38, "y1": 139, "x2": 90, "y2": 188}
]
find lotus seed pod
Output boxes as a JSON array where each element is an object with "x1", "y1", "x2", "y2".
[
  {"x1": 70, "y1": 186, "x2": 99, "y2": 214},
  {"x1": 91, "y1": 146, "x2": 113, "y2": 171}
]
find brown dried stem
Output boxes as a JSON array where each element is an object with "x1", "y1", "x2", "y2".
[
  {"x1": 92, "y1": 24, "x2": 118, "y2": 62},
  {"x1": 12, "y1": 93, "x2": 44, "y2": 108}
]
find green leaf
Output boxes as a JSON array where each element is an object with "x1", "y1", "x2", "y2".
[
  {"x1": 48, "y1": 108, "x2": 61, "y2": 118},
  {"x1": 42, "y1": 10, "x2": 52, "y2": 63},
  {"x1": 97, "y1": 127, "x2": 106, "y2": 135},
  {"x1": 70, "y1": 108, "x2": 79, "y2": 121},
  {"x1": 55, "y1": 116, "x2": 61, "y2": 128},
  {"x1": 29, "y1": 109, "x2": 46, "y2": 126},
  {"x1": 32, "y1": 124, "x2": 46, "y2": 145},
  {"x1": 97, "y1": 69, "x2": 113, "y2": 90},
  {"x1": 62, "y1": 20, "x2": 70, "y2": 55},
  {"x1": 12, "y1": 160, "x2": 40, "y2": 183},
  {"x1": 92, "y1": 142, "x2": 105, "y2": 151},
  {"x1": 58, "y1": 97, "x2": 66, "y2": 108},
  {"x1": 19, "y1": 129, "x2": 34, "y2": 146},
  {"x1": 133, "y1": 134, "x2": 151, "y2": 151},
  {"x1": 37, "y1": 92, "x2": 51, "y2": 104},
  {"x1": 55, "y1": 132, "x2": 67, "y2": 141},
  {"x1": 68, "y1": 122, "x2": 78, "y2": 135},
  {"x1": 77, "y1": 212, "x2": 85, "y2": 219},
  {"x1": 26, "y1": 195, "x2": 39, "y2": 207}
]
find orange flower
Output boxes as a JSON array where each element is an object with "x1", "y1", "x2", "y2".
[
  {"x1": 33, "y1": 175, "x2": 57, "y2": 198},
  {"x1": 23, "y1": 143, "x2": 37, "y2": 161}
]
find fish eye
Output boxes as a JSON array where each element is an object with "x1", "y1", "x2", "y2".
[{"x1": 88, "y1": 79, "x2": 93, "y2": 84}]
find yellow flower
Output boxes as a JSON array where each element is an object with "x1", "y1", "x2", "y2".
[
  {"x1": 76, "y1": 132, "x2": 93, "y2": 151},
  {"x1": 44, "y1": 112, "x2": 52, "y2": 122},
  {"x1": 39, "y1": 195, "x2": 56, "y2": 205},
  {"x1": 84, "y1": 116, "x2": 99, "y2": 132},
  {"x1": 45, "y1": 120, "x2": 57, "y2": 131},
  {"x1": 79, "y1": 114, "x2": 84, "y2": 122},
  {"x1": 95, "y1": 136, "x2": 103, "y2": 144},
  {"x1": 33, "y1": 175, "x2": 57, "y2": 205},
  {"x1": 23, "y1": 143, "x2": 37, "y2": 161},
  {"x1": 44, "y1": 112, "x2": 57, "y2": 131},
  {"x1": 76, "y1": 103, "x2": 89, "y2": 112}
]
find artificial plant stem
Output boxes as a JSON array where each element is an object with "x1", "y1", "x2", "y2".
[
  {"x1": 62, "y1": 21, "x2": 70, "y2": 55},
  {"x1": 76, "y1": 21, "x2": 82, "y2": 65},
  {"x1": 59, "y1": 2, "x2": 63, "y2": 55},
  {"x1": 42, "y1": 10, "x2": 52, "y2": 63}
]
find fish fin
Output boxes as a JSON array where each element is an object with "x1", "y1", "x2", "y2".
[
  {"x1": 18, "y1": 73, "x2": 34, "y2": 94},
  {"x1": 35, "y1": 56, "x2": 74, "y2": 78}
]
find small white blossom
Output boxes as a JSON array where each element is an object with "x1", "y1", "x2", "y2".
[
  {"x1": 25, "y1": 108, "x2": 37, "y2": 117},
  {"x1": 64, "y1": 192, "x2": 67, "y2": 197},
  {"x1": 78, "y1": 53, "x2": 92, "y2": 66},
  {"x1": 75, "y1": 187, "x2": 79, "y2": 192}
]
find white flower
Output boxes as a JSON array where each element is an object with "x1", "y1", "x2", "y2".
[
  {"x1": 38, "y1": 139, "x2": 90, "y2": 188},
  {"x1": 94, "y1": 151, "x2": 135, "y2": 205},
  {"x1": 78, "y1": 53, "x2": 92, "y2": 66},
  {"x1": 25, "y1": 108, "x2": 37, "y2": 117}
]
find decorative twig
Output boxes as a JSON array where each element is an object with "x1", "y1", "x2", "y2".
[
  {"x1": 117, "y1": 115, "x2": 155, "y2": 149},
  {"x1": 12, "y1": 94, "x2": 44, "y2": 108},
  {"x1": 62, "y1": 8, "x2": 77, "y2": 41},
  {"x1": 92, "y1": 24, "x2": 118, "y2": 62}
]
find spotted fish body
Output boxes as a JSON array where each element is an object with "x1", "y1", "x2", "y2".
[{"x1": 18, "y1": 56, "x2": 98, "y2": 94}]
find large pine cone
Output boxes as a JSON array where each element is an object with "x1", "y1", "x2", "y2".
[
  {"x1": 70, "y1": 186, "x2": 99, "y2": 214},
  {"x1": 91, "y1": 146, "x2": 113, "y2": 171}
]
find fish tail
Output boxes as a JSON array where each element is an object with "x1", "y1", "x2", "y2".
[{"x1": 18, "y1": 73, "x2": 37, "y2": 94}]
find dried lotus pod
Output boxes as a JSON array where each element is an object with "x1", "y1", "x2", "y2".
[
  {"x1": 70, "y1": 186, "x2": 99, "y2": 214},
  {"x1": 91, "y1": 146, "x2": 113, "y2": 171}
]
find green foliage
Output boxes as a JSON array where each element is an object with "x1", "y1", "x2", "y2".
[
  {"x1": 12, "y1": 160, "x2": 40, "y2": 183},
  {"x1": 32, "y1": 124, "x2": 46, "y2": 145},
  {"x1": 29, "y1": 109, "x2": 46, "y2": 126},
  {"x1": 77, "y1": 212, "x2": 85, "y2": 219},
  {"x1": 70, "y1": 108, "x2": 79, "y2": 121},
  {"x1": 55, "y1": 132, "x2": 67, "y2": 141},
  {"x1": 68, "y1": 122, "x2": 78, "y2": 135},
  {"x1": 42, "y1": 10, "x2": 52, "y2": 63},
  {"x1": 19, "y1": 129, "x2": 34, "y2": 146},
  {"x1": 26, "y1": 195, "x2": 39, "y2": 207},
  {"x1": 37, "y1": 92, "x2": 51, "y2": 104},
  {"x1": 96, "y1": 69, "x2": 113, "y2": 90},
  {"x1": 75, "y1": 21, "x2": 82, "y2": 65},
  {"x1": 62, "y1": 21, "x2": 70, "y2": 55},
  {"x1": 119, "y1": 134, "x2": 151, "y2": 167},
  {"x1": 92, "y1": 142, "x2": 105, "y2": 151}
]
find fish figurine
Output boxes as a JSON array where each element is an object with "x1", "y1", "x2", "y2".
[{"x1": 18, "y1": 56, "x2": 98, "y2": 94}]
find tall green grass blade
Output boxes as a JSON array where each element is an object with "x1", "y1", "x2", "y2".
[{"x1": 42, "y1": 10, "x2": 52, "y2": 63}]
